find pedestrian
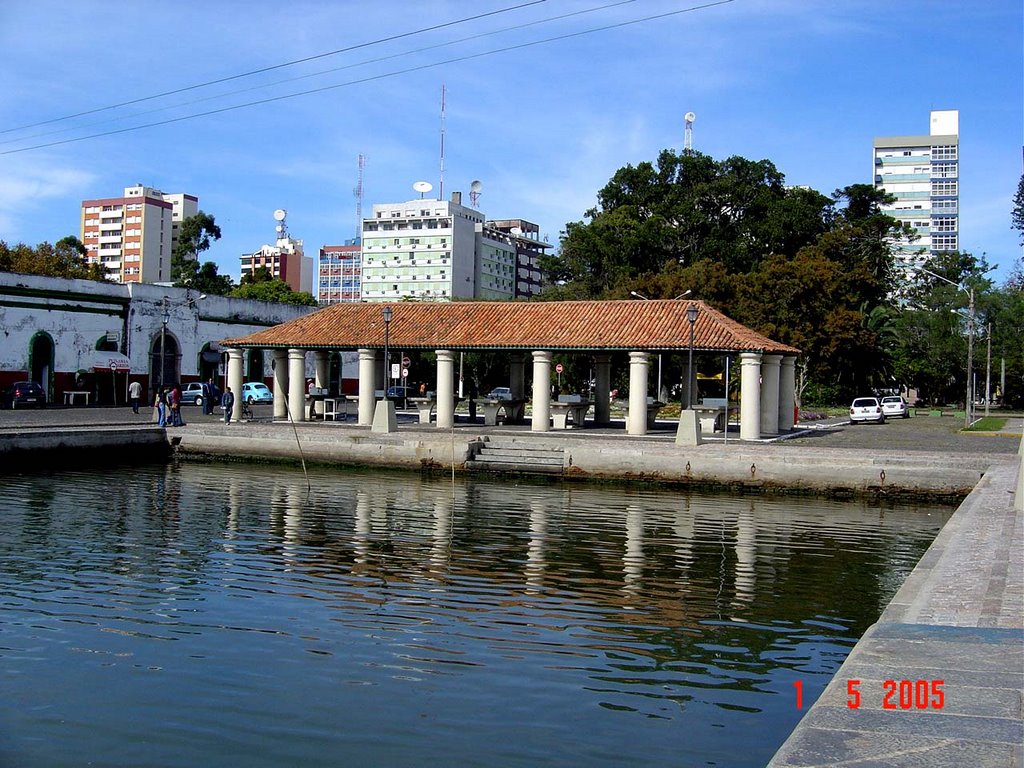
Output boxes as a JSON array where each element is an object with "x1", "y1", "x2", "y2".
[
  {"x1": 419, "y1": 382, "x2": 427, "y2": 397},
  {"x1": 205, "y1": 378, "x2": 219, "y2": 416},
  {"x1": 155, "y1": 389, "x2": 167, "y2": 427},
  {"x1": 221, "y1": 386, "x2": 235, "y2": 424},
  {"x1": 169, "y1": 385, "x2": 184, "y2": 426},
  {"x1": 128, "y1": 379, "x2": 142, "y2": 414}
]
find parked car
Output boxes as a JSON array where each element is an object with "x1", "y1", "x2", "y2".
[
  {"x1": 180, "y1": 382, "x2": 212, "y2": 407},
  {"x1": 486, "y1": 387, "x2": 513, "y2": 400},
  {"x1": 880, "y1": 395, "x2": 909, "y2": 419},
  {"x1": 849, "y1": 396, "x2": 885, "y2": 424},
  {"x1": 241, "y1": 382, "x2": 273, "y2": 404},
  {"x1": 3, "y1": 381, "x2": 46, "y2": 409}
]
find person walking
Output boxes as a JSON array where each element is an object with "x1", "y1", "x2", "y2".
[
  {"x1": 205, "y1": 378, "x2": 219, "y2": 416},
  {"x1": 221, "y1": 386, "x2": 235, "y2": 424},
  {"x1": 169, "y1": 385, "x2": 183, "y2": 426},
  {"x1": 155, "y1": 389, "x2": 167, "y2": 427},
  {"x1": 128, "y1": 380, "x2": 142, "y2": 414}
]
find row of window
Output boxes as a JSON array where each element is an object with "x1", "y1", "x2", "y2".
[{"x1": 364, "y1": 256, "x2": 450, "y2": 267}]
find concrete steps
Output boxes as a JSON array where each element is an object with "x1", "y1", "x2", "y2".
[{"x1": 467, "y1": 440, "x2": 565, "y2": 474}]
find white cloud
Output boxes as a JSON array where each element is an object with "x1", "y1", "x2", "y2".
[{"x1": 0, "y1": 158, "x2": 96, "y2": 243}]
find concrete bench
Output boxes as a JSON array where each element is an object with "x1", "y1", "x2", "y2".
[
  {"x1": 550, "y1": 400, "x2": 592, "y2": 429},
  {"x1": 622, "y1": 399, "x2": 666, "y2": 429},
  {"x1": 408, "y1": 396, "x2": 436, "y2": 424},
  {"x1": 691, "y1": 403, "x2": 738, "y2": 433},
  {"x1": 478, "y1": 398, "x2": 526, "y2": 426}
]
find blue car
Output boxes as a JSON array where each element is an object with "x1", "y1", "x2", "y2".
[{"x1": 241, "y1": 382, "x2": 273, "y2": 404}]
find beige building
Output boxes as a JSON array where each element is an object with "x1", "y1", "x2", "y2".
[{"x1": 80, "y1": 185, "x2": 198, "y2": 284}]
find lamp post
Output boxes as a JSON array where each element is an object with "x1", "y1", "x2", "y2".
[
  {"x1": 904, "y1": 265, "x2": 974, "y2": 428},
  {"x1": 686, "y1": 304, "x2": 698, "y2": 409},
  {"x1": 629, "y1": 289, "x2": 691, "y2": 401},
  {"x1": 158, "y1": 293, "x2": 206, "y2": 393},
  {"x1": 381, "y1": 305, "x2": 393, "y2": 400}
]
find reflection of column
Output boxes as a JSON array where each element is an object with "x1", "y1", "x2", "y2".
[
  {"x1": 430, "y1": 493, "x2": 452, "y2": 574},
  {"x1": 354, "y1": 490, "x2": 372, "y2": 565},
  {"x1": 759, "y1": 354, "x2": 781, "y2": 435},
  {"x1": 288, "y1": 349, "x2": 306, "y2": 422},
  {"x1": 272, "y1": 350, "x2": 289, "y2": 420},
  {"x1": 526, "y1": 498, "x2": 547, "y2": 591},
  {"x1": 284, "y1": 483, "x2": 302, "y2": 546},
  {"x1": 227, "y1": 347, "x2": 244, "y2": 422},
  {"x1": 627, "y1": 351, "x2": 650, "y2": 435},
  {"x1": 357, "y1": 348, "x2": 376, "y2": 426},
  {"x1": 509, "y1": 353, "x2": 526, "y2": 399},
  {"x1": 739, "y1": 352, "x2": 762, "y2": 441},
  {"x1": 673, "y1": 499, "x2": 694, "y2": 587},
  {"x1": 593, "y1": 353, "x2": 612, "y2": 424},
  {"x1": 624, "y1": 505, "x2": 644, "y2": 594},
  {"x1": 436, "y1": 350, "x2": 455, "y2": 429},
  {"x1": 732, "y1": 502, "x2": 756, "y2": 607},
  {"x1": 778, "y1": 356, "x2": 797, "y2": 431},
  {"x1": 313, "y1": 351, "x2": 329, "y2": 418},
  {"x1": 224, "y1": 476, "x2": 242, "y2": 551},
  {"x1": 531, "y1": 351, "x2": 552, "y2": 431}
]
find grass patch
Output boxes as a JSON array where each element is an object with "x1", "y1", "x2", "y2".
[{"x1": 964, "y1": 416, "x2": 1007, "y2": 432}]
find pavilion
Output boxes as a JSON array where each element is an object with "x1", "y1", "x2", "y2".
[{"x1": 221, "y1": 299, "x2": 799, "y2": 440}]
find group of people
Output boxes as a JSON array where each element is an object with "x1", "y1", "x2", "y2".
[
  {"x1": 125, "y1": 378, "x2": 237, "y2": 426},
  {"x1": 152, "y1": 385, "x2": 185, "y2": 428}
]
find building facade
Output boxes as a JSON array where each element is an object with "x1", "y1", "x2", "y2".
[
  {"x1": 873, "y1": 109, "x2": 959, "y2": 264},
  {"x1": 80, "y1": 185, "x2": 198, "y2": 284},
  {"x1": 317, "y1": 242, "x2": 362, "y2": 304},
  {"x1": 485, "y1": 219, "x2": 549, "y2": 298}
]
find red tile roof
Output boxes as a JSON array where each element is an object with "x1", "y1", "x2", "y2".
[{"x1": 223, "y1": 299, "x2": 799, "y2": 355}]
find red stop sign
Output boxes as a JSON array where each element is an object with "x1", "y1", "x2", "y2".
[{"x1": 555, "y1": 363, "x2": 564, "y2": 374}]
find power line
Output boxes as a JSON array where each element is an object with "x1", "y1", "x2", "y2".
[
  {"x1": 0, "y1": 0, "x2": 640, "y2": 149},
  {"x1": 0, "y1": 0, "x2": 549, "y2": 135},
  {"x1": 1, "y1": 0, "x2": 734, "y2": 157}
]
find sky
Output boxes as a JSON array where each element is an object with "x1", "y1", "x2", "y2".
[{"x1": 1, "y1": 0, "x2": 1021, "y2": 285}]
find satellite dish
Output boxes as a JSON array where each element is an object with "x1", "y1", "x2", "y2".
[
  {"x1": 273, "y1": 208, "x2": 287, "y2": 221},
  {"x1": 470, "y1": 180, "x2": 482, "y2": 193},
  {"x1": 412, "y1": 181, "x2": 433, "y2": 193},
  {"x1": 684, "y1": 112, "x2": 696, "y2": 123},
  {"x1": 275, "y1": 225, "x2": 284, "y2": 233}
]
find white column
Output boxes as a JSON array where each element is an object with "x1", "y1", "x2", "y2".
[
  {"x1": 288, "y1": 348, "x2": 306, "y2": 422},
  {"x1": 272, "y1": 349, "x2": 288, "y2": 420},
  {"x1": 436, "y1": 349, "x2": 455, "y2": 429},
  {"x1": 739, "y1": 352, "x2": 762, "y2": 441},
  {"x1": 627, "y1": 351, "x2": 650, "y2": 436},
  {"x1": 531, "y1": 350, "x2": 552, "y2": 432},
  {"x1": 313, "y1": 351, "x2": 329, "y2": 418},
  {"x1": 227, "y1": 347, "x2": 244, "y2": 422},
  {"x1": 760, "y1": 354, "x2": 782, "y2": 435},
  {"x1": 357, "y1": 348, "x2": 376, "y2": 426},
  {"x1": 593, "y1": 353, "x2": 612, "y2": 424},
  {"x1": 509, "y1": 353, "x2": 526, "y2": 399},
  {"x1": 778, "y1": 356, "x2": 797, "y2": 431}
]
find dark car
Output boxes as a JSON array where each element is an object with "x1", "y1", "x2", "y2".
[
  {"x1": 4, "y1": 381, "x2": 46, "y2": 409},
  {"x1": 386, "y1": 386, "x2": 410, "y2": 400}
]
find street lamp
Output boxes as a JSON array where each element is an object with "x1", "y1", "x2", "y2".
[
  {"x1": 686, "y1": 304, "x2": 698, "y2": 409},
  {"x1": 903, "y1": 265, "x2": 974, "y2": 427},
  {"x1": 381, "y1": 305, "x2": 393, "y2": 400},
  {"x1": 629, "y1": 290, "x2": 691, "y2": 401},
  {"x1": 158, "y1": 293, "x2": 206, "y2": 391}
]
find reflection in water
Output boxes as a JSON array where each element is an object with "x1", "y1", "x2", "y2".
[{"x1": 0, "y1": 462, "x2": 952, "y2": 768}]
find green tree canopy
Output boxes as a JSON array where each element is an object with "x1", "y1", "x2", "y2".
[
  {"x1": 172, "y1": 211, "x2": 222, "y2": 287},
  {"x1": 229, "y1": 278, "x2": 318, "y2": 306},
  {"x1": 0, "y1": 238, "x2": 109, "y2": 282}
]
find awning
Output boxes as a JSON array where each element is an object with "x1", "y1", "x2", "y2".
[
  {"x1": 92, "y1": 353, "x2": 132, "y2": 371},
  {"x1": 201, "y1": 343, "x2": 223, "y2": 363}
]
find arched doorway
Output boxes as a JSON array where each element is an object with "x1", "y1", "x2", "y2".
[
  {"x1": 150, "y1": 334, "x2": 179, "y2": 391},
  {"x1": 29, "y1": 332, "x2": 54, "y2": 399}
]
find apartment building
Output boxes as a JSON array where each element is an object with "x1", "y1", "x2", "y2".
[
  {"x1": 80, "y1": 185, "x2": 197, "y2": 283},
  {"x1": 317, "y1": 242, "x2": 362, "y2": 304},
  {"x1": 240, "y1": 211, "x2": 313, "y2": 294},
  {"x1": 485, "y1": 218, "x2": 549, "y2": 298},
  {"x1": 873, "y1": 109, "x2": 960, "y2": 264}
]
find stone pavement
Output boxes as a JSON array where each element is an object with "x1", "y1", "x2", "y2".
[{"x1": 768, "y1": 448, "x2": 1024, "y2": 767}]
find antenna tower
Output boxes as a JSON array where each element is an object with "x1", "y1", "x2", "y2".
[
  {"x1": 684, "y1": 111, "x2": 696, "y2": 153},
  {"x1": 438, "y1": 83, "x2": 446, "y2": 201},
  {"x1": 354, "y1": 153, "x2": 365, "y2": 239}
]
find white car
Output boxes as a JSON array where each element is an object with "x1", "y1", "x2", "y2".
[
  {"x1": 880, "y1": 395, "x2": 909, "y2": 419},
  {"x1": 849, "y1": 397, "x2": 885, "y2": 424}
]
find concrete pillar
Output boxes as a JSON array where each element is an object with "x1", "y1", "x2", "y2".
[
  {"x1": 288, "y1": 348, "x2": 306, "y2": 422},
  {"x1": 313, "y1": 351, "x2": 329, "y2": 418},
  {"x1": 531, "y1": 350, "x2": 552, "y2": 432},
  {"x1": 272, "y1": 349, "x2": 288, "y2": 420},
  {"x1": 739, "y1": 352, "x2": 762, "y2": 441},
  {"x1": 593, "y1": 353, "x2": 612, "y2": 424},
  {"x1": 1015, "y1": 436, "x2": 1023, "y2": 511},
  {"x1": 509, "y1": 353, "x2": 526, "y2": 399},
  {"x1": 435, "y1": 349, "x2": 455, "y2": 429},
  {"x1": 675, "y1": 409, "x2": 702, "y2": 446},
  {"x1": 759, "y1": 354, "x2": 782, "y2": 435},
  {"x1": 357, "y1": 348, "x2": 376, "y2": 426},
  {"x1": 627, "y1": 351, "x2": 650, "y2": 436},
  {"x1": 778, "y1": 356, "x2": 797, "y2": 431},
  {"x1": 226, "y1": 347, "x2": 244, "y2": 422}
]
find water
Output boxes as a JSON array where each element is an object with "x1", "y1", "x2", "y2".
[{"x1": 0, "y1": 462, "x2": 951, "y2": 767}]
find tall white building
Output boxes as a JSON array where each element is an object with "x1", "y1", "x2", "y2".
[
  {"x1": 873, "y1": 109, "x2": 959, "y2": 264},
  {"x1": 80, "y1": 184, "x2": 198, "y2": 283}
]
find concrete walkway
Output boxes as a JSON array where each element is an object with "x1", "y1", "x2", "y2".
[{"x1": 768, "y1": 447, "x2": 1024, "y2": 767}]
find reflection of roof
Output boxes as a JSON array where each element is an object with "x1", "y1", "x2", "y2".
[{"x1": 223, "y1": 299, "x2": 799, "y2": 355}]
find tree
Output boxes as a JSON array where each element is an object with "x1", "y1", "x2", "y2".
[
  {"x1": 1012, "y1": 172, "x2": 1024, "y2": 245},
  {"x1": 172, "y1": 211, "x2": 222, "y2": 287},
  {"x1": 229, "y1": 278, "x2": 318, "y2": 306},
  {"x1": 190, "y1": 261, "x2": 234, "y2": 296},
  {"x1": 0, "y1": 237, "x2": 109, "y2": 282},
  {"x1": 239, "y1": 265, "x2": 274, "y2": 286}
]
